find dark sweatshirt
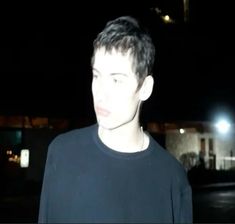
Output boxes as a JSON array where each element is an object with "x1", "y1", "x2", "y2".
[{"x1": 38, "y1": 124, "x2": 192, "y2": 223}]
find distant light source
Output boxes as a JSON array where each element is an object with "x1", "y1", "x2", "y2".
[
  {"x1": 151, "y1": 7, "x2": 175, "y2": 24},
  {"x1": 161, "y1": 14, "x2": 175, "y2": 24},
  {"x1": 180, "y1": 128, "x2": 185, "y2": 134},
  {"x1": 20, "y1": 149, "x2": 30, "y2": 168},
  {"x1": 163, "y1": 15, "x2": 170, "y2": 21},
  {"x1": 215, "y1": 119, "x2": 231, "y2": 134}
]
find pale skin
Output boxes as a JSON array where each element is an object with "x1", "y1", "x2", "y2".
[{"x1": 92, "y1": 48, "x2": 154, "y2": 153}]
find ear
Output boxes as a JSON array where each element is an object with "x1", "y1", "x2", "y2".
[{"x1": 139, "y1": 75, "x2": 154, "y2": 101}]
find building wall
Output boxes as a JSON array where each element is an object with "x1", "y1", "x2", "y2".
[
  {"x1": 214, "y1": 134, "x2": 235, "y2": 170},
  {"x1": 166, "y1": 131, "x2": 235, "y2": 170},
  {"x1": 166, "y1": 132, "x2": 199, "y2": 160}
]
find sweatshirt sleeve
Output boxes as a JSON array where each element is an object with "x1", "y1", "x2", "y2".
[
  {"x1": 172, "y1": 164, "x2": 193, "y2": 224},
  {"x1": 38, "y1": 142, "x2": 57, "y2": 223},
  {"x1": 179, "y1": 185, "x2": 193, "y2": 223}
]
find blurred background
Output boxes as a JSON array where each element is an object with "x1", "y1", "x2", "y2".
[{"x1": 0, "y1": 0, "x2": 235, "y2": 222}]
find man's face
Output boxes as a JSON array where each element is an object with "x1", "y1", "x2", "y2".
[{"x1": 92, "y1": 48, "x2": 141, "y2": 130}]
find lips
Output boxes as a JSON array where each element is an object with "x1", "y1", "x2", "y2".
[{"x1": 95, "y1": 106, "x2": 111, "y2": 117}]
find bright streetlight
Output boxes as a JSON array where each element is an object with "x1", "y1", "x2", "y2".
[{"x1": 215, "y1": 119, "x2": 231, "y2": 134}]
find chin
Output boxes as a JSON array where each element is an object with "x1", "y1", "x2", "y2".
[
  {"x1": 97, "y1": 122, "x2": 116, "y2": 130},
  {"x1": 97, "y1": 118, "x2": 132, "y2": 131}
]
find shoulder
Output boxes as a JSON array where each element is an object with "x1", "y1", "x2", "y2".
[
  {"x1": 149, "y1": 135, "x2": 189, "y2": 186},
  {"x1": 48, "y1": 124, "x2": 97, "y2": 154}
]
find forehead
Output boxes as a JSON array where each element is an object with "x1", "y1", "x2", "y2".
[{"x1": 93, "y1": 48, "x2": 135, "y2": 75}]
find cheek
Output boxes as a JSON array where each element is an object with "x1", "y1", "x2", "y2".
[{"x1": 111, "y1": 93, "x2": 139, "y2": 112}]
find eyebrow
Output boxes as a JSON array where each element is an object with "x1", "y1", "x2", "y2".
[
  {"x1": 92, "y1": 68, "x2": 128, "y2": 77},
  {"x1": 110, "y1": 73, "x2": 128, "y2": 77}
]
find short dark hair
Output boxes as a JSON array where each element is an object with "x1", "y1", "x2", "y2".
[{"x1": 91, "y1": 16, "x2": 155, "y2": 87}]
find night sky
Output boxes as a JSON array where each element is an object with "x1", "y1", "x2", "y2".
[{"x1": 1, "y1": 1, "x2": 234, "y2": 123}]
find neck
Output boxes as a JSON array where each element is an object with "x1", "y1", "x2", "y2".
[{"x1": 98, "y1": 122, "x2": 148, "y2": 153}]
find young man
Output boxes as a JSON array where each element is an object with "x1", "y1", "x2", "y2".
[{"x1": 38, "y1": 16, "x2": 192, "y2": 223}]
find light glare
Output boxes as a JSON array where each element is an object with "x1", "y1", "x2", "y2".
[{"x1": 215, "y1": 119, "x2": 231, "y2": 134}]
